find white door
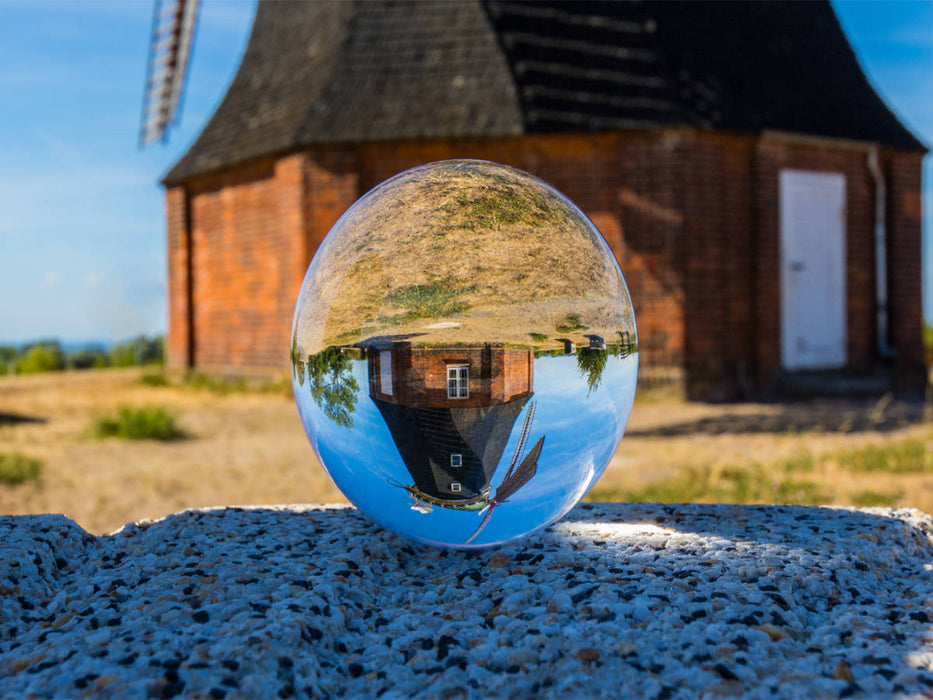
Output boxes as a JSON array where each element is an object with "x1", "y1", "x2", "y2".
[{"x1": 780, "y1": 170, "x2": 847, "y2": 370}]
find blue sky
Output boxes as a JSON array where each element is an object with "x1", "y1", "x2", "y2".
[{"x1": 0, "y1": 0, "x2": 930, "y2": 345}]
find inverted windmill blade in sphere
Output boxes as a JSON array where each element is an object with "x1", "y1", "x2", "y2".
[{"x1": 139, "y1": 0, "x2": 200, "y2": 146}]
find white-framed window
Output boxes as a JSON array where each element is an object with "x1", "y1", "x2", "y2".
[
  {"x1": 450, "y1": 453, "x2": 463, "y2": 468},
  {"x1": 379, "y1": 350, "x2": 393, "y2": 396},
  {"x1": 450, "y1": 482, "x2": 462, "y2": 493},
  {"x1": 447, "y1": 365, "x2": 469, "y2": 399}
]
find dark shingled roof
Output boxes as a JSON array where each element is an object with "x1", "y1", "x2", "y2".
[
  {"x1": 164, "y1": 0, "x2": 924, "y2": 185},
  {"x1": 373, "y1": 395, "x2": 531, "y2": 503}
]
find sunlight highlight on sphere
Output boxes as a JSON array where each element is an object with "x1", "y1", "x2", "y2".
[{"x1": 291, "y1": 160, "x2": 637, "y2": 548}]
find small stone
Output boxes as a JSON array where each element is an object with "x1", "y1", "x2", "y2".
[
  {"x1": 703, "y1": 680, "x2": 745, "y2": 696},
  {"x1": 713, "y1": 663, "x2": 739, "y2": 681},
  {"x1": 576, "y1": 648, "x2": 600, "y2": 663},
  {"x1": 546, "y1": 592, "x2": 572, "y2": 613},
  {"x1": 835, "y1": 661, "x2": 855, "y2": 683},
  {"x1": 348, "y1": 662, "x2": 364, "y2": 678},
  {"x1": 507, "y1": 649, "x2": 539, "y2": 667},
  {"x1": 756, "y1": 624, "x2": 788, "y2": 641},
  {"x1": 51, "y1": 613, "x2": 73, "y2": 630},
  {"x1": 488, "y1": 552, "x2": 510, "y2": 570},
  {"x1": 192, "y1": 610, "x2": 209, "y2": 624}
]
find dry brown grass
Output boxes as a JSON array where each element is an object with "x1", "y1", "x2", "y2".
[
  {"x1": 293, "y1": 161, "x2": 634, "y2": 354},
  {"x1": 0, "y1": 368, "x2": 341, "y2": 534},
  {"x1": 1, "y1": 369, "x2": 930, "y2": 534}
]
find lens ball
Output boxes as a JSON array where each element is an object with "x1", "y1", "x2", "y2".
[{"x1": 291, "y1": 160, "x2": 637, "y2": 548}]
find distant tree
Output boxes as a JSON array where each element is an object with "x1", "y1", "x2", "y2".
[
  {"x1": 306, "y1": 348, "x2": 359, "y2": 428},
  {"x1": 16, "y1": 344, "x2": 64, "y2": 374},
  {"x1": 109, "y1": 335, "x2": 165, "y2": 367},
  {"x1": 109, "y1": 340, "x2": 137, "y2": 367},
  {"x1": 68, "y1": 348, "x2": 110, "y2": 370},
  {"x1": 294, "y1": 358, "x2": 307, "y2": 386},
  {"x1": 576, "y1": 348, "x2": 608, "y2": 393},
  {"x1": 0, "y1": 346, "x2": 16, "y2": 374}
]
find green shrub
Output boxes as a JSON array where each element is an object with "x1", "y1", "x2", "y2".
[
  {"x1": 68, "y1": 348, "x2": 109, "y2": 370},
  {"x1": 186, "y1": 373, "x2": 248, "y2": 394},
  {"x1": 92, "y1": 406, "x2": 185, "y2": 441},
  {"x1": 0, "y1": 453, "x2": 41, "y2": 484},
  {"x1": 109, "y1": 335, "x2": 165, "y2": 367},
  {"x1": 530, "y1": 333, "x2": 549, "y2": 343},
  {"x1": 140, "y1": 372, "x2": 170, "y2": 387},
  {"x1": 15, "y1": 344, "x2": 64, "y2": 374}
]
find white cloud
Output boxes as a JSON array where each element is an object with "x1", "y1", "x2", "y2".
[
  {"x1": 43, "y1": 271, "x2": 59, "y2": 286},
  {"x1": 85, "y1": 272, "x2": 101, "y2": 286}
]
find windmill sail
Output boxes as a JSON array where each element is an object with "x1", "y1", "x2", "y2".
[
  {"x1": 139, "y1": 0, "x2": 200, "y2": 146},
  {"x1": 464, "y1": 436, "x2": 545, "y2": 545},
  {"x1": 493, "y1": 436, "x2": 543, "y2": 502},
  {"x1": 502, "y1": 400, "x2": 536, "y2": 481}
]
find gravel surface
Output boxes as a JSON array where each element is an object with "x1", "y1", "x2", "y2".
[{"x1": 2, "y1": 503, "x2": 933, "y2": 698}]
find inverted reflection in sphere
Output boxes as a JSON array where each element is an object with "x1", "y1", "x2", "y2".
[{"x1": 291, "y1": 160, "x2": 637, "y2": 548}]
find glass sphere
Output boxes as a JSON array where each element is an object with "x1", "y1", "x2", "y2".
[{"x1": 291, "y1": 160, "x2": 637, "y2": 548}]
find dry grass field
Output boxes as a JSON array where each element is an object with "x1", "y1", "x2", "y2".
[{"x1": 1, "y1": 368, "x2": 931, "y2": 534}]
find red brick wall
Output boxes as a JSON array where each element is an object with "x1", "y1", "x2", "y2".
[
  {"x1": 304, "y1": 147, "x2": 360, "y2": 261},
  {"x1": 368, "y1": 343, "x2": 532, "y2": 407},
  {"x1": 674, "y1": 133, "x2": 755, "y2": 399},
  {"x1": 184, "y1": 155, "x2": 307, "y2": 373},
  {"x1": 886, "y1": 150, "x2": 926, "y2": 390},
  {"x1": 167, "y1": 130, "x2": 924, "y2": 398},
  {"x1": 165, "y1": 187, "x2": 191, "y2": 371}
]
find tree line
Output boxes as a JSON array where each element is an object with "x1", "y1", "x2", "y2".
[{"x1": 0, "y1": 336, "x2": 164, "y2": 375}]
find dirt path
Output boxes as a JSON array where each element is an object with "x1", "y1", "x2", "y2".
[{"x1": 1, "y1": 369, "x2": 929, "y2": 533}]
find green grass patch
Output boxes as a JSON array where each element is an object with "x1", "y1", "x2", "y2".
[
  {"x1": 385, "y1": 283, "x2": 473, "y2": 320},
  {"x1": 780, "y1": 453, "x2": 815, "y2": 473},
  {"x1": 589, "y1": 463, "x2": 828, "y2": 506},
  {"x1": 530, "y1": 333, "x2": 549, "y2": 343},
  {"x1": 837, "y1": 440, "x2": 933, "y2": 474},
  {"x1": 185, "y1": 373, "x2": 248, "y2": 394},
  {"x1": 0, "y1": 453, "x2": 41, "y2": 485},
  {"x1": 178, "y1": 373, "x2": 292, "y2": 397},
  {"x1": 441, "y1": 179, "x2": 568, "y2": 232},
  {"x1": 851, "y1": 489, "x2": 903, "y2": 507},
  {"x1": 91, "y1": 406, "x2": 185, "y2": 441},
  {"x1": 555, "y1": 313, "x2": 588, "y2": 333},
  {"x1": 140, "y1": 372, "x2": 170, "y2": 387}
]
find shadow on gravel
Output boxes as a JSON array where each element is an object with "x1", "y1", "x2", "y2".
[{"x1": 626, "y1": 399, "x2": 927, "y2": 437}]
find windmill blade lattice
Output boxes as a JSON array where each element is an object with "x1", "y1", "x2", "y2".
[{"x1": 139, "y1": 0, "x2": 200, "y2": 146}]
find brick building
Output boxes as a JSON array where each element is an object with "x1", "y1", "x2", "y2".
[
  {"x1": 163, "y1": 0, "x2": 926, "y2": 399},
  {"x1": 366, "y1": 342, "x2": 536, "y2": 511},
  {"x1": 367, "y1": 343, "x2": 534, "y2": 410}
]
